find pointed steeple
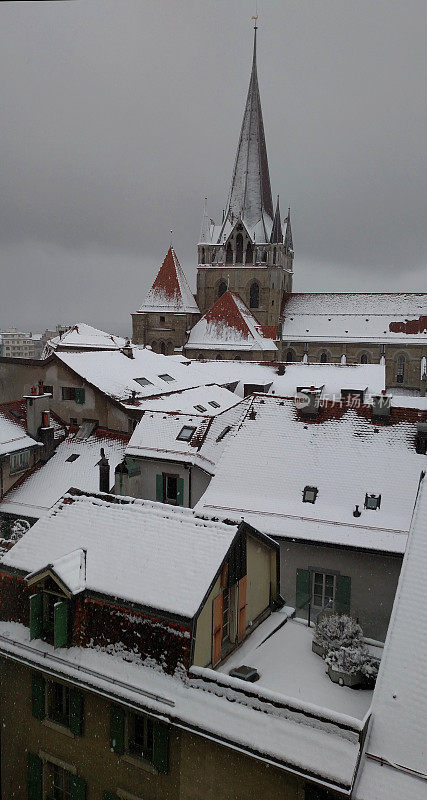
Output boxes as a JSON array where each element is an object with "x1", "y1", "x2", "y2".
[
  {"x1": 270, "y1": 196, "x2": 283, "y2": 243},
  {"x1": 138, "y1": 247, "x2": 200, "y2": 314},
  {"x1": 220, "y1": 25, "x2": 274, "y2": 243},
  {"x1": 199, "y1": 197, "x2": 211, "y2": 243},
  {"x1": 284, "y1": 207, "x2": 294, "y2": 254}
]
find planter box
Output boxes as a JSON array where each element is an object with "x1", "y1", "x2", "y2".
[
  {"x1": 311, "y1": 640, "x2": 327, "y2": 658},
  {"x1": 327, "y1": 665, "x2": 364, "y2": 688}
]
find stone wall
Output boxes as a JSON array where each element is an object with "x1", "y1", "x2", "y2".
[
  {"x1": 131, "y1": 311, "x2": 200, "y2": 352},
  {"x1": 196, "y1": 265, "x2": 288, "y2": 326}
]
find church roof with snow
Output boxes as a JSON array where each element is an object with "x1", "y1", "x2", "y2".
[
  {"x1": 138, "y1": 247, "x2": 200, "y2": 315},
  {"x1": 185, "y1": 291, "x2": 277, "y2": 353}
]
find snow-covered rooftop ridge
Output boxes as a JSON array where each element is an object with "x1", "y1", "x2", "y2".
[
  {"x1": 281, "y1": 293, "x2": 427, "y2": 344},
  {"x1": 0, "y1": 404, "x2": 39, "y2": 457},
  {"x1": 45, "y1": 323, "x2": 127, "y2": 353},
  {"x1": 137, "y1": 383, "x2": 240, "y2": 414},
  {"x1": 195, "y1": 395, "x2": 426, "y2": 552},
  {"x1": 138, "y1": 247, "x2": 200, "y2": 314},
  {"x1": 0, "y1": 429, "x2": 128, "y2": 520},
  {"x1": 353, "y1": 473, "x2": 427, "y2": 799},
  {"x1": 186, "y1": 291, "x2": 277, "y2": 352},
  {"x1": 0, "y1": 492, "x2": 238, "y2": 618}
]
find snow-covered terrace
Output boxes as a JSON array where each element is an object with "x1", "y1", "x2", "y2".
[{"x1": 195, "y1": 395, "x2": 427, "y2": 553}]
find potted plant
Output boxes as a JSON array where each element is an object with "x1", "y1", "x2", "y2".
[
  {"x1": 326, "y1": 645, "x2": 366, "y2": 688},
  {"x1": 313, "y1": 614, "x2": 363, "y2": 658}
]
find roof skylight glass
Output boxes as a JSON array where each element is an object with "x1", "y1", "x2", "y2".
[
  {"x1": 194, "y1": 404, "x2": 207, "y2": 412},
  {"x1": 177, "y1": 426, "x2": 196, "y2": 442},
  {"x1": 209, "y1": 401, "x2": 220, "y2": 408},
  {"x1": 135, "y1": 378, "x2": 153, "y2": 387},
  {"x1": 158, "y1": 374, "x2": 175, "y2": 382}
]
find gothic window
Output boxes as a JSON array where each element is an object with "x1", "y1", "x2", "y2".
[
  {"x1": 236, "y1": 233, "x2": 243, "y2": 263},
  {"x1": 245, "y1": 241, "x2": 253, "y2": 264},
  {"x1": 226, "y1": 241, "x2": 233, "y2": 264},
  {"x1": 218, "y1": 281, "x2": 227, "y2": 298},
  {"x1": 234, "y1": 355, "x2": 242, "y2": 360},
  {"x1": 397, "y1": 355, "x2": 405, "y2": 383},
  {"x1": 273, "y1": 247, "x2": 277, "y2": 264},
  {"x1": 201, "y1": 248, "x2": 206, "y2": 264},
  {"x1": 360, "y1": 353, "x2": 368, "y2": 364},
  {"x1": 262, "y1": 250, "x2": 267, "y2": 263},
  {"x1": 160, "y1": 342, "x2": 166, "y2": 355},
  {"x1": 320, "y1": 352, "x2": 328, "y2": 363},
  {"x1": 249, "y1": 282, "x2": 260, "y2": 309},
  {"x1": 151, "y1": 341, "x2": 158, "y2": 353},
  {"x1": 286, "y1": 350, "x2": 294, "y2": 363}
]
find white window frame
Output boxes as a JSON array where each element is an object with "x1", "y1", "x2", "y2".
[
  {"x1": 311, "y1": 571, "x2": 336, "y2": 610},
  {"x1": 10, "y1": 449, "x2": 30, "y2": 474}
]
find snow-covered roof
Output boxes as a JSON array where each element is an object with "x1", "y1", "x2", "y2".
[
  {"x1": 0, "y1": 403, "x2": 39, "y2": 457},
  {"x1": 1, "y1": 493, "x2": 238, "y2": 618},
  {"x1": 27, "y1": 548, "x2": 86, "y2": 596},
  {"x1": 54, "y1": 348, "x2": 202, "y2": 407},
  {"x1": 137, "y1": 383, "x2": 240, "y2": 414},
  {"x1": 137, "y1": 247, "x2": 200, "y2": 314},
  {"x1": 0, "y1": 429, "x2": 128, "y2": 519},
  {"x1": 195, "y1": 395, "x2": 427, "y2": 552},
  {"x1": 181, "y1": 359, "x2": 385, "y2": 399},
  {"x1": 281, "y1": 293, "x2": 427, "y2": 344},
  {"x1": 126, "y1": 400, "x2": 247, "y2": 475},
  {"x1": 45, "y1": 323, "x2": 126, "y2": 353},
  {"x1": 354, "y1": 473, "x2": 427, "y2": 799},
  {"x1": 185, "y1": 291, "x2": 277, "y2": 353}
]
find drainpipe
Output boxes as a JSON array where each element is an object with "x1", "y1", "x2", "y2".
[{"x1": 185, "y1": 463, "x2": 192, "y2": 508}]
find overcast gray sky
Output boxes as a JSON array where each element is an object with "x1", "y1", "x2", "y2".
[{"x1": 0, "y1": 0, "x2": 426, "y2": 336}]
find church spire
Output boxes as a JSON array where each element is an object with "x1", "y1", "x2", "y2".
[
  {"x1": 284, "y1": 207, "x2": 294, "y2": 254},
  {"x1": 220, "y1": 24, "x2": 274, "y2": 243},
  {"x1": 199, "y1": 197, "x2": 211, "y2": 243},
  {"x1": 270, "y1": 195, "x2": 283, "y2": 243}
]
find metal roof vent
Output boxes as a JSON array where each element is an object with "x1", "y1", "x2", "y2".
[{"x1": 229, "y1": 665, "x2": 259, "y2": 682}]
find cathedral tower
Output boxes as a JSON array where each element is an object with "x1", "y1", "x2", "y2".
[{"x1": 196, "y1": 25, "x2": 294, "y2": 329}]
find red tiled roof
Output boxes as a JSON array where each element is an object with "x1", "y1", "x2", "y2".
[
  {"x1": 138, "y1": 247, "x2": 200, "y2": 314},
  {"x1": 204, "y1": 292, "x2": 252, "y2": 339},
  {"x1": 389, "y1": 316, "x2": 427, "y2": 335},
  {"x1": 260, "y1": 325, "x2": 277, "y2": 340}
]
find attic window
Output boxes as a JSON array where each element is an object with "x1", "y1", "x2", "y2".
[
  {"x1": 303, "y1": 486, "x2": 318, "y2": 504},
  {"x1": 135, "y1": 378, "x2": 153, "y2": 387},
  {"x1": 194, "y1": 404, "x2": 207, "y2": 412},
  {"x1": 66, "y1": 454, "x2": 80, "y2": 463},
  {"x1": 177, "y1": 426, "x2": 196, "y2": 442},
  {"x1": 365, "y1": 493, "x2": 381, "y2": 510},
  {"x1": 209, "y1": 401, "x2": 220, "y2": 408},
  {"x1": 158, "y1": 374, "x2": 174, "y2": 383},
  {"x1": 216, "y1": 425, "x2": 231, "y2": 442}
]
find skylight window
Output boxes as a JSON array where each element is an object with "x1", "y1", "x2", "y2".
[
  {"x1": 194, "y1": 404, "x2": 207, "y2": 412},
  {"x1": 177, "y1": 426, "x2": 196, "y2": 442},
  {"x1": 66, "y1": 454, "x2": 80, "y2": 463},
  {"x1": 216, "y1": 425, "x2": 231, "y2": 442},
  {"x1": 135, "y1": 378, "x2": 153, "y2": 387},
  {"x1": 365, "y1": 493, "x2": 381, "y2": 510},
  {"x1": 158, "y1": 374, "x2": 175, "y2": 382},
  {"x1": 303, "y1": 486, "x2": 318, "y2": 504},
  {"x1": 209, "y1": 401, "x2": 220, "y2": 408}
]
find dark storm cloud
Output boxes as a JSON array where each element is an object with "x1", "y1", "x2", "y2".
[{"x1": 0, "y1": 0, "x2": 425, "y2": 333}]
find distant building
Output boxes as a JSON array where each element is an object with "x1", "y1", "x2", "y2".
[{"x1": 0, "y1": 328, "x2": 42, "y2": 359}]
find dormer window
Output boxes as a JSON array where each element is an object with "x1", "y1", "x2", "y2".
[
  {"x1": 303, "y1": 486, "x2": 318, "y2": 504},
  {"x1": 177, "y1": 426, "x2": 196, "y2": 442},
  {"x1": 365, "y1": 493, "x2": 381, "y2": 510},
  {"x1": 30, "y1": 584, "x2": 70, "y2": 648}
]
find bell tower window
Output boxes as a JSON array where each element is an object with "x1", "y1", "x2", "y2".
[
  {"x1": 245, "y1": 241, "x2": 253, "y2": 264},
  {"x1": 235, "y1": 233, "x2": 243, "y2": 264},
  {"x1": 249, "y1": 282, "x2": 260, "y2": 309},
  {"x1": 201, "y1": 248, "x2": 206, "y2": 264},
  {"x1": 218, "y1": 281, "x2": 227, "y2": 298},
  {"x1": 226, "y1": 241, "x2": 233, "y2": 265}
]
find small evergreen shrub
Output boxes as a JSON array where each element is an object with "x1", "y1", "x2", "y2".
[{"x1": 314, "y1": 613, "x2": 363, "y2": 652}]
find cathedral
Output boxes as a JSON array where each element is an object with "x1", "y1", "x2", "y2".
[{"x1": 132, "y1": 27, "x2": 426, "y2": 385}]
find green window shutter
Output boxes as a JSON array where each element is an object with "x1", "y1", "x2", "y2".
[
  {"x1": 75, "y1": 388, "x2": 85, "y2": 404},
  {"x1": 71, "y1": 774, "x2": 86, "y2": 800},
  {"x1": 29, "y1": 593, "x2": 43, "y2": 640},
  {"x1": 176, "y1": 477, "x2": 184, "y2": 506},
  {"x1": 335, "y1": 575, "x2": 351, "y2": 615},
  {"x1": 152, "y1": 720, "x2": 169, "y2": 774},
  {"x1": 27, "y1": 752, "x2": 43, "y2": 800},
  {"x1": 296, "y1": 568, "x2": 311, "y2": 610},
  {"x1": 110, "y1": 705, "x2": 125, "y2": 755},
  {"x1": 156, "y1": 474, "x2": 164, "y2": 502},
  {"x1": 31, "y1": 673, "x2": 45, "y2": 720},
  {"x1": 54, "y1": 600, "x2": 70, "y2": 648},
  {"x1": 69, "y1": 688, "x2": 84, "y2": 736}
]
